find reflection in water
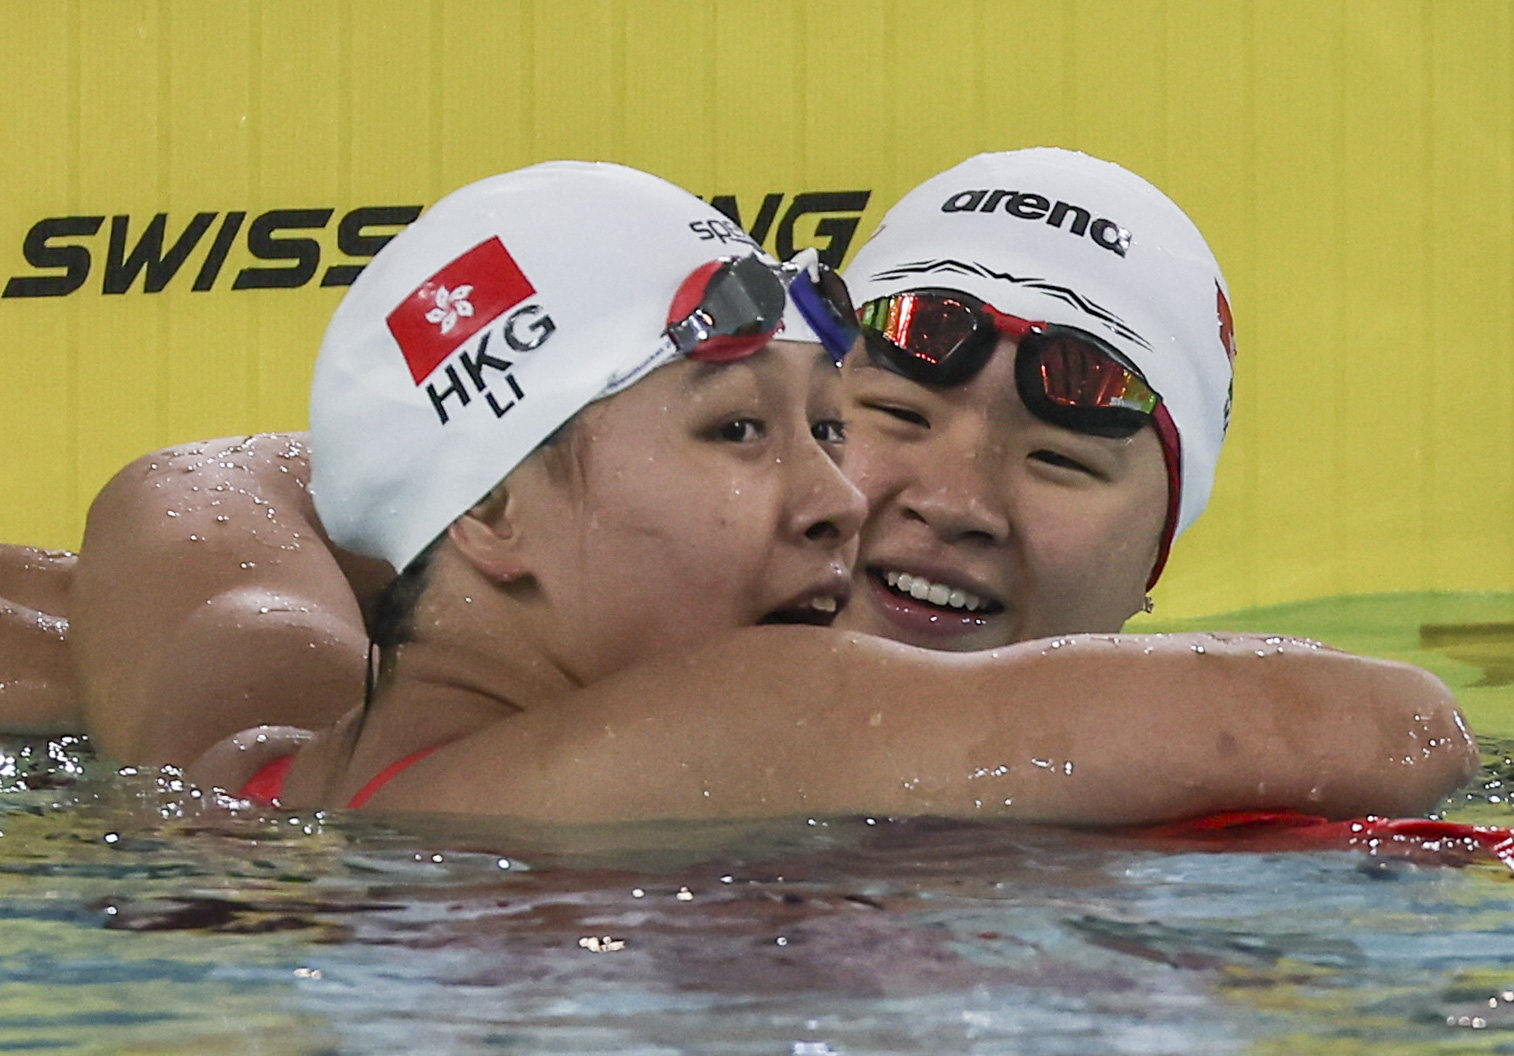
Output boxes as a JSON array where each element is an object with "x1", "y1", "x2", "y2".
[{"x1": 1422, "y1": 621, "x2": 1514, "y2": 687}]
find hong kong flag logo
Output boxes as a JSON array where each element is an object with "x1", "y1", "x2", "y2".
[{"x1": 386, "y1": 237, "x2": 537, "y2": 384}]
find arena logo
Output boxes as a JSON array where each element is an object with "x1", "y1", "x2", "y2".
[
  {"x1": 0, "y1": 190, "x2": 871, "y2": 300},
  {"x1": 941, "y1": 188, "x2": 1132, "y2": 257}
]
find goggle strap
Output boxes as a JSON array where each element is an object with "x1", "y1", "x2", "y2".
[
  {"x1": 1146, "y1": 403, "x2": 1183, "y2": 590},
  {"x1": 787, "y1": 268, "x2": 853, "y2": 363},
  {"x1": 602, "y1": 333, "x2": 681, "y2": 397}
]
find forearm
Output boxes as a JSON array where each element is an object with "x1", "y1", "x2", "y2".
[
  {"x1": 0, "y1": 601, "x2": 78, "y2": 733},
  {"x1": 0, "y1": 547, "x2": 80, "y2": 733},
  {"x1": 970, "y1": 634, "x2": 1476, "y2": 824},
  {"x1": 408, "y1": 628, "x2": 1479, "y2": 824},
  {"x1": 0, "y1": 546, "x2": 76, "y2": 617}
]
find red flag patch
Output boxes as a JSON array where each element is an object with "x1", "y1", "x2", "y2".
[
  {"x1": 1216, "y1": 282, "x2": 1238, "y2": 363},
  {"x1": 386, "y1": 237, "x2": 537, "y2": 384}
]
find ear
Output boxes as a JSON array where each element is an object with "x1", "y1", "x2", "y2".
[{"x1": 447, "y1": 488, "x2": 530, "y2": 583}]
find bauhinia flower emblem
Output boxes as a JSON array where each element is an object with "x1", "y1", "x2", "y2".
[{"x1": 425, "y1": 284, "x2": 475, "y2": 334}]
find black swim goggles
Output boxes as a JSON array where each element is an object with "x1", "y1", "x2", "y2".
[
  {"x1": 664, "y1": 249, "x2": 858, "y2": 364},
  {"x1": 858, "y1": 289, "x2": 1164, "y2": 438}
]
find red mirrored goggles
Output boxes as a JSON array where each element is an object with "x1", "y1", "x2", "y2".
[
  {"x1": 857, "y1": 289, "x2": 1183, "y2": 588},
  {"x1": 857, "y1": 289, "x2": 1160, "y2": 437}
]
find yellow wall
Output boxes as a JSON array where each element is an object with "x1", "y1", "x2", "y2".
[{"x1": 1, "y1": 0, "x2": 1509, "y2": 618}]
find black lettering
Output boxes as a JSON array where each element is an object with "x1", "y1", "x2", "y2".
[
  {"x1": 1046, "y1": 200, "x2": 1091, "y2": 236},
  {"x1": 101, "y1": 212, "x2": 214, "y2": 294},
  {"x1": 979, "y1": 189, "x2": 1013, "y2": 212},
  {"x1": 710, "y1": 192, "x2": 785, "y2": 246},
  {"x1": 1089, "y1": 217, "x2": 1131, "y2": 257},
  {"x1": 2, "y1": 216, "x2": 104, "y2": 298},
  {"x1": 504, "y1": 304, "x2": 555, "y2": 351},
  {"x1": 425, "y1": 363, "x2": 470, "y2": 425},
  {"x1": 458, "y1": 332, "x2": 514, "y2": 390},
  {"x1": 1007, "y1": 193, "x2": 1050, "y2": 220},
  {"x1": 486, "y1": 392, "x2": 514, "y2": 416},
  {"x1": 322, "y1": 204, "x2": 422, "y2": 287},
  {"x1": 232, "y1": 208, "x2": 333, "y2": 290},
  {"x1": 942, "y1": 190, "x2": 986, "y2": 212},
  {"x1": 192, "y1": 211, "x2": 245, "y2": 292},
  {"x1": 774, "y1": 191, "x2": 870, "y2": 268},
  {"x1": 490, "y1": 374, "x2": 532, "y2": 415},
  {"x1": 689, "y1": 217, "x2": 759, "y2": 249},
  {"x1": 747, "y1": 194, "x2": 783, "y2": 245}
]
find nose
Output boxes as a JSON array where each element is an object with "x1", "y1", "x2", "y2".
[
  {"x1": 899, "y1": 448, "x2": 1012, "y2": 545},
  {"x1": 784, "y1": 442, "x2": 867, "y2": 548}
]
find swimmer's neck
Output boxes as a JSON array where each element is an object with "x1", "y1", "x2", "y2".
[
  {"x1": 376, "y1": 543, "x2": 590, "y2": 720},
  {"x1": 328, "y1": 598, "x2": 585, "y2": 795}
]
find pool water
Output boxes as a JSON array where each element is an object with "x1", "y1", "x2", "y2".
[{"x1": 2, "y1": 592, "x2": 1512, "y2": 1055}]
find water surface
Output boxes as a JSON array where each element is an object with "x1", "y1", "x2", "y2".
[{"x1": 3, "y1": 592, "x2": 1511, "y2": 1055}]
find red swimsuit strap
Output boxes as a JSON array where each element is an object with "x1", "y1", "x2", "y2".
[
  {"x1": 346, "y1": 744, "x2": 445, "y2": 809},
  {"x1": 240, "y1": 754, "x2": 295, "y2": 807},
  {"x1": 1137, "y1": 810, "x2": 1514, "y2": 871}
]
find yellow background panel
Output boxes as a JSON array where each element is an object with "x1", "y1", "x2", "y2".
[{"x1": 0, "y1": 0, "x2": 1510, "y2": 619}]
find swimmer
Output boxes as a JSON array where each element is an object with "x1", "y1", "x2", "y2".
[
  {"x1": 836, "y1": 148, "x2": 1231, "y2": 648},
  {"x1": 8, "y1": 154, "x2": 1476, "y2": 820},
  {"x1": 183, "y1": 160, "x2": 1471, "y2": 821},
  {"x1": 196, "y1": 160, "x2": 872, "y2": 812}
]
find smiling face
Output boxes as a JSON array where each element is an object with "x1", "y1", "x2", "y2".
[
  {"x1": 502, "y1": 339, "x2": 865, "y2": 684},
  {"x1": 835, "y1": 333, "x2": 1169, "y2": 650}
]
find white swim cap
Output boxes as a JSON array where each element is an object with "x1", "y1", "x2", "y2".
[
  {"x1": 309, "y1": 161, "x2": 778, "y2": 571},
  {"x1": 844, "y1": 149, "x2": 1236, "y2": 579}
]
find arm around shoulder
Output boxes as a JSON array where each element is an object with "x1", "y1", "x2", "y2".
[{"x1": 372, "y1": 628, "x2": 1478, "y2": 825}]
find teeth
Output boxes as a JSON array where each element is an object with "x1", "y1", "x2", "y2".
[
  {"x1": 809, "y1": 595, "x2": 838, "y2": 613},
  {"x1": 884, "y1": 570, "x2": 988, "y2": 612}
]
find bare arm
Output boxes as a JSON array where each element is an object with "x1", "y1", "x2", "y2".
[
  {"x1": 341, "y1": 627, "x2": 1478, "y2": 824},
  {"x1": 0, "y1": 546, "x2": 78, "y2": 733},
  {"x1": 70, "y1": 433, "x2": 391, "y2": 765}
]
